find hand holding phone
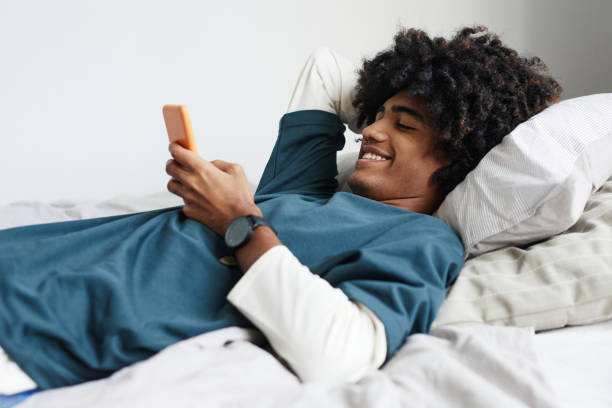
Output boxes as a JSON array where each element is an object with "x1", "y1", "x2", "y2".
[{"x1": 163, "y1": 105, "x2": 198, "y2": 154}]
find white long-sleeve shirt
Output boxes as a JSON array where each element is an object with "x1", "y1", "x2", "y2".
[{"x1": 227, "y1": 47, "x2": 387, "y2": 384}]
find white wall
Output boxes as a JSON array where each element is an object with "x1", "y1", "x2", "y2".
[
  {"x1": 1, "y1": 0, "x2": 610, "y2": 205},
  {"x1": 523, "y1": 0, "x2": 612, "y2": 99}
]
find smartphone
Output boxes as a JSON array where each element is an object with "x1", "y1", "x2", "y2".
[{"x1": 163, "y1": 105, "x2": 198, "y2": 154}]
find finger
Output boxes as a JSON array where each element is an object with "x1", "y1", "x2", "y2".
[
  {"x1": 167, "y1": 178, "x2": 182, "y2": 197},
  {"x1": 169, "y1": 142, "x2": 216, "y2": 174},
  {"x1": 211, "y1": 160, "x2": 243, "y2": 175},
  {"x1": 165, "y1": 159, "x2": 193, "y2": 185},
  {"x1": 169, "y1": 142, "x2": 200, "y2": 170},
  {"x1": 167, "y1": 177, "x2": 194, "y2": 200}
]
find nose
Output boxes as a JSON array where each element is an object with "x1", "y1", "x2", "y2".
[{"x1": 361, "y1": 121, "x2": 389, "y2": 144}]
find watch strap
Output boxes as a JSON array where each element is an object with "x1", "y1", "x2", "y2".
[
  {"x1": 248, "y1": 214, "x2": 276, "y2": 235},
  {"x1": 225, "y1": 214, "x2": 276, "y2": 252}
]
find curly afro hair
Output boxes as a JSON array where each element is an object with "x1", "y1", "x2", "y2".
[{"x1": 352, "y1": 25, "x2": 563, "y2": 197}]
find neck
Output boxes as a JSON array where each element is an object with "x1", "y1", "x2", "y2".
[{"x1": 379, "y1": 195, "x2": 441, "y2": 215}]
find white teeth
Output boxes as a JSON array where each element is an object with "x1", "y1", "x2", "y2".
[{"x1": 362, "y1": 152, "x2": 387, "y2": 160}]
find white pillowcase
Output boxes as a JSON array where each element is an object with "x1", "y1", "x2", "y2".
[{"x1": 433, "y1": 93, "x2": 612, "y2": 258}]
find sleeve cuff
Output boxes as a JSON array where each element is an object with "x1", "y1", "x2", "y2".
[{"x1": 226, "y1": 245, "x2": 286, "y2": 304}]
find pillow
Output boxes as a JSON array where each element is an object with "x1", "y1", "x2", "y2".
[
  {"x1": 432, "y1": 175, "x2": 612, "y2": 331},
  {"x1": 336, "y1": 149, "x2": 358, "y2": 193},
  {"x1": 434, "y1": 93, "x2": 612, "y2": 258}
]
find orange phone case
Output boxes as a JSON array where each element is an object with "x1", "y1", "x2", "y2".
[{"x1": 163, "y1": 105, "x2": 198, "y2": 154}]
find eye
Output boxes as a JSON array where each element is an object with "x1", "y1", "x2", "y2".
[
  {"x1": 373, "y1": 106, "x2": 417, "y2": 130},
  {"x1": 397, "y1": 124, "x2": 416, "y2": 131}
]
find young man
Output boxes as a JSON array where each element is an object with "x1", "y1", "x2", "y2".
[{"x1": 0, "y1": 25, "x2": 561, "y2": 390}]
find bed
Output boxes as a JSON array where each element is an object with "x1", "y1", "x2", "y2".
[
  {"x1": 2, "y1": 47, "x2": 612, "y2": 407},
  {"x1": 0, "y1": 172, "x2": 611, "y2": 407}
]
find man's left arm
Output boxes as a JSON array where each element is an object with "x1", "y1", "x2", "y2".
[
  {"x1": 166, "y1": 142, "x2": 387, "y2": 382},
  {"x1": 226, "y1": 245, "x2": 387, "y2": 383}
]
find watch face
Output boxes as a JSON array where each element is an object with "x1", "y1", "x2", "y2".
[{"x1": 225, "y1": 216, "x2": 251, "y2": 248}]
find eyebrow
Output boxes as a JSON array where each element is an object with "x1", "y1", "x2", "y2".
[{"x1": 390, "y1": 105, "x2": 425, "y2": 124}]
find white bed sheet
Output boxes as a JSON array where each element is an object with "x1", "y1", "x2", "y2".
[
  {"x1": 11, "y1": 324, "x2": 560, "y2": 408},
  {"x1": 534, "y1": 319, "x2": 612, "y2": 408},
  {"x1": 1, "y1": 192, "x2": 611, "y2": 407}
]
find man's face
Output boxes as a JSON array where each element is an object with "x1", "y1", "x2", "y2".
[{"x1": 346, "y1": 89, "x2": 449, "y2": 214}]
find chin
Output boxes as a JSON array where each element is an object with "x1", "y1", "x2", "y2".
[{"x1": 346, "y1": 173, "x2": 378, "y2": 199}]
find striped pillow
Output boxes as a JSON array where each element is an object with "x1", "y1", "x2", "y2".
[
  {"x1": 434, "y1": 94, "x2": 612, "y2": 258},
  {"x1": 432, "y1": 175, "x2": 612, "y2": 331}
]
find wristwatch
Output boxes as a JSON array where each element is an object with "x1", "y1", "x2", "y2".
[{"x1": 224, "y1": 214, "x2": 276, "y2": 251}]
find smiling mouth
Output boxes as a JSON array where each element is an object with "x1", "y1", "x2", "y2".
[
  {"x1": 360, "y1": 152, "x2": 389, "y2": 161},
  {"x1": 359, "y1": 145, "x2": 392, "y2": 162},
  {"x1": 356, "y1": 154, "x2": 390, "y2": 169}
]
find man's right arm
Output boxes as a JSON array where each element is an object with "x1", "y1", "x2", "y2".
[
  {"x1": 255, "y1": 47, "x2": 364, "y2": 197},
  {"x1": 286, "y1": 46, "x2": 365, "y2": 134}
]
